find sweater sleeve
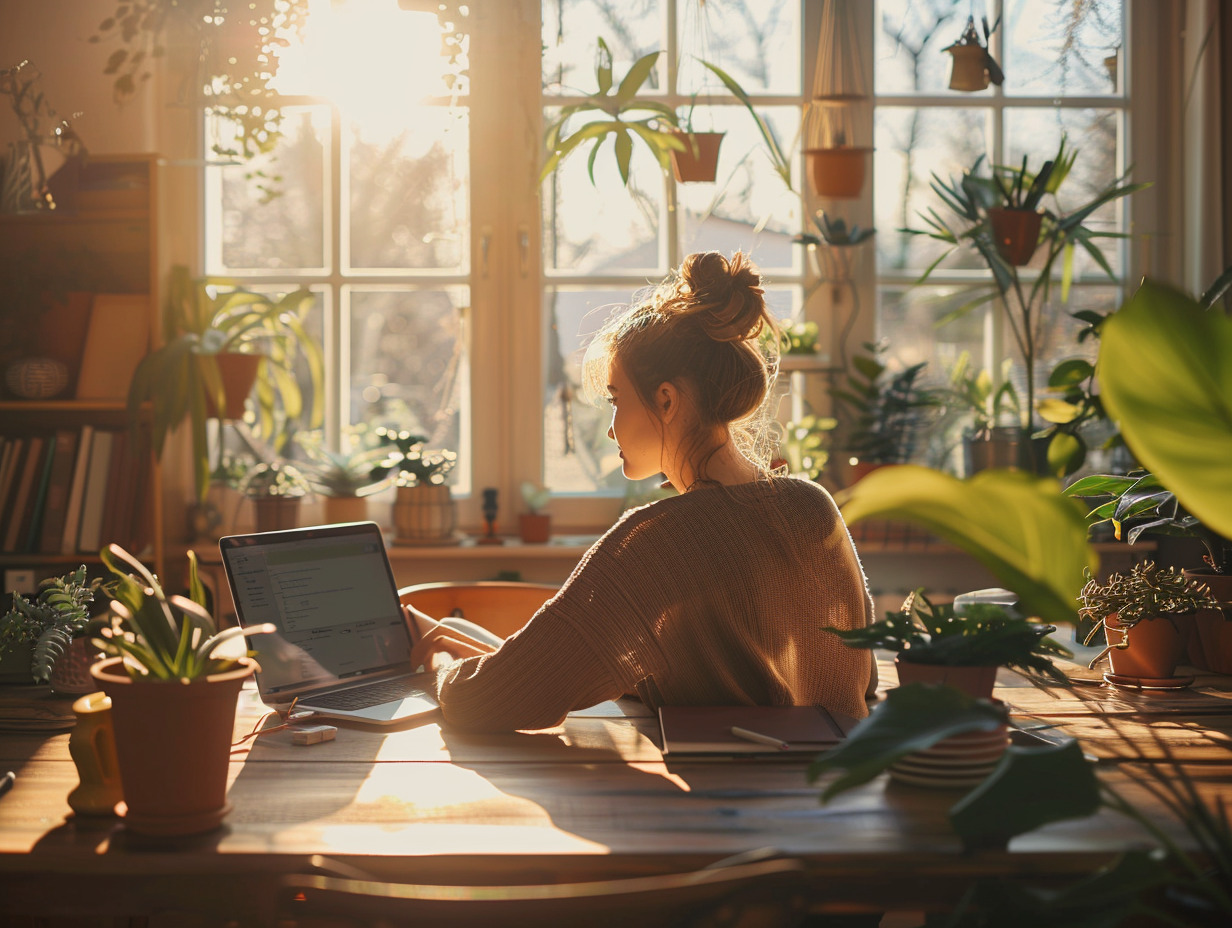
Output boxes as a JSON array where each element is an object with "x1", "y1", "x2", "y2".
[{"x1": 431, "y1": 603, "x2": 624, "y2": 732}]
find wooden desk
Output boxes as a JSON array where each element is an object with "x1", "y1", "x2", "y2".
[{"x1": 2, "y1": 658, "x2": 1230, "y2": 924}]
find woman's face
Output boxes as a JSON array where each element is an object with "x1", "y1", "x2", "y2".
[{"x1": 606, "y1": 362, "x2": 665, "y2": 481}]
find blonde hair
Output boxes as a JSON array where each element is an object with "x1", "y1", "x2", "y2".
[{"x1": 583, "y1": 251, "x2": 781, "y2": 484}]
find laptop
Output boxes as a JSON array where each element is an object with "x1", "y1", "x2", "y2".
[{"x1": 219, "y1": 521, "x2": 439, "y2": 725}]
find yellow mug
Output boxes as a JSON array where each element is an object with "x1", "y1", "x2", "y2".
[{"x1": 67, "y1": 691, "x2": 123, "y2": 816}]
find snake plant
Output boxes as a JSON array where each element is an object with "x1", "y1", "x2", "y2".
[
  {"x1": 0, "y1": 565, "x2": 95, "y2": 684},
  {"x1": 94, "y1": 544, "x2": 273, "y2": 682}
]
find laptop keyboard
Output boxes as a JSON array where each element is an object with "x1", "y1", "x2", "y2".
[{"x1": 306, "y1": 676, "x2": 426, "y2": 710}]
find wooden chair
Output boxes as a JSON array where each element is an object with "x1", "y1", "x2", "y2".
[
  {"x1": 278, "y1": 852, "x2": 809, "y2": 928},
  {"x1": 399, "y1": 580, "x2": 560, "y2": 640}
]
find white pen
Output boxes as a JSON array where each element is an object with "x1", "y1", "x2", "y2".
[{"x1": 729, "y1": 726, "x2": 790, "y2": 750}]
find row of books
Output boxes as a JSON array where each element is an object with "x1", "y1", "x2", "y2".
[{"x1": 0, "y1": 426, "x2": 149, "y2": 556}]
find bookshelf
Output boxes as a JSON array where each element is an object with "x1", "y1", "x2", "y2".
[{"x1": 0, "y1": 154, "x2": 164, "y2": 581}]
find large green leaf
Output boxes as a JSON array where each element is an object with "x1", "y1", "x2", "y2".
[
  {"x1": 838, "y1": 466, "x2": 1096, "y2": 627},
  {"x1": 1098, "y1": 280, "x2": 1232, "y2": 540},
  {"x1": 949, "y1": 740, "x2": 1101, "y2": 849}
]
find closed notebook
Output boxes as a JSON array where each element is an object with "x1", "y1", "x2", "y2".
[{"x1": 657, "y1": 705, "x2": 857, "y2": 756}]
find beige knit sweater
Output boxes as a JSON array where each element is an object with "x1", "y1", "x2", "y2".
[{"x1": 433, "y1": 477, "x2": 876, "y2": 732}]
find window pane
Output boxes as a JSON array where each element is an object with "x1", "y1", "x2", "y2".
[
  {"x1": 678, "y1": 107, "x2": 802, "y2": 270},
  {"x1": 346, "y1": 107, "x2": 469, "y2": 271},
  {"x1": 542, "y1": 130, "x2": 665, "y2": 275},
  {"x1": 543, "y1": 287, "x2": 636, "y2": 495},
  {"x1": 677, "y1": 0, "x2": 801, "y2": 95},
  {"x1": 1004, "y1": 107, "x2": 1124, "y2": 277},
  {"x1": 349, "y1": 287, "x2": 469, "y2": 492},
  {"x1": 874, "y1": 0, "x2": 970, "y2": 95},
  {"x1": 1003, "y1": 0, "x2": 1123, "y2": 97},
  {"x1": 208, "y1": 105, "x2": 328, "y2": 272},
  {"x1": 874, "y1": 106, "x2": 989, "y2": 274},
  {"x1": 543, "y1": 1, "x2": 664, "y2": 94}
]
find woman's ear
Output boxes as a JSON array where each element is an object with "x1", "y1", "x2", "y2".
[{"x1": 656, "y1": 382, "x2": 680, "y2": 423}]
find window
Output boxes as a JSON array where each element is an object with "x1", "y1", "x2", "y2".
[
  {"x1": 203, "y1": 0, "x2": 1142, "y2": 532},
  {"x1": 872, "y1": 0, "x2": 1130, "y2": 474}
]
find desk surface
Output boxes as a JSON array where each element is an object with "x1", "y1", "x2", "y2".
[{"x1": 2, "y1": 657, "x2": 1231, "y2": 922}]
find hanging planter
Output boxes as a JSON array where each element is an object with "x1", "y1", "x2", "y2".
[
  {"x1": 200, "y1": 352, "x2": 261, "y2": 420},
  {"x1": 944, "y1": 15, "x2": 1004, "y2": 93},
  {"x1": 668, "y1": 130, "x2": 725, "y2": 183},
  {"x1": 988, "y1": 207, "x2": 1043, "y2": 266},
  {"x1": 805, "y1": 147, "x2": 869, "y2": 199}
]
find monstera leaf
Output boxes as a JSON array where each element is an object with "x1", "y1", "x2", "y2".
[
  {"x1": 1098, "y1": 280, "x2": 1232, "y2": 541},
  {"x1": 838, "y1": 466, "x2": 1095, "y2": 628}
]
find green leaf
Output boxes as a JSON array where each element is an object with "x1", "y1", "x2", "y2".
[
  {"x1": 837, "y1": 467, "x2": 1095, "y2": 628},
  {"x1": 1098, "y1": 280, "x2": 1232, "y2": 540},
  {"x1": 1048, "y1": 359, "x2": 1094, "y2": 388},
  {"x1": 950, "y1": 741, "x2": 1101, "y2": 849},
  {"x1": 807, "y1": 683, "x2": 1007, "y2": 800},
  {"x1": 614, "y1": 50, "x2": 662, "y2": 106},
  {"x1": 1037, "y1": 398, "x2": 1082, "y2": 424},
  {"x1": 1047, "y1": 431, "x2": 1085, "y2": 476}
]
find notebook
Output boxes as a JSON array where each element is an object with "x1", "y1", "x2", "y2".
[
  {"x1": 657, "y1": 705, "x2": 857, "y2": 756},
  {"x1": 219, "y1": 521, "x2": 439, "y2": 725}
]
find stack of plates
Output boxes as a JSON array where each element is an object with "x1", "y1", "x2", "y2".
[{"x1": 887, "y1": 725, "x2": 1009, "y2": 789}]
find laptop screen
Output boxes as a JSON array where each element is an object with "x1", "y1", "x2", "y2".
[{"x1": 220, "y1": 523, "x2": 413, "y2": 698}]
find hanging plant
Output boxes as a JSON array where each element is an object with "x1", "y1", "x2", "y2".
[
  {"x1": 90, "y1": 0, "x2": 309, "y2": 161},
  {"x1": 944, "y1": 15, "x2": 1004, "y2": 92}
]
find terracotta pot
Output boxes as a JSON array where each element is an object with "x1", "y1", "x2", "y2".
[
  {"x1": 393, "y1": 484, "x2": 456, "y2": 543},
  {"x1": 988, "y1": 207, "x2": 1043, "y2": 266},
  {"x1": 963, "y1": 426, "x2": 1021, "y2": 476},
  {"x1": 1104, "y1": 612, "x2": 1189, "y2": 681},
  {"x1": 323, "y1": 495, "x2": 369, "y2": 525},
  {"x1": 669, "y1": 131, "x2": 724, "y2": 183},
  {"x1": 201, "y1": 352, "x2": 261, "y2": 420},
  {"x1": 90, "y1": 656, "x2": 256, "y2": 836},
  {"x1": 50, "y1": 637, "x2": 101, "y2": 696},
  {"x1": 947, "y1": 44, "x2": 989, "y2": 91},
  {"x1": 894, "y1": 658, "x2": 998, "y2": 700},
  {"x1": 1185, "y1": 569, "x2": 1232, "y2": 674},
  {"x1": 518, "y1": 513, "x2": 551, "y2": 544},
  {"x1": 805, "y1": 148, "x2": 868, "y2": 199},
  {"x1": 254, "y1": 496, "x2": 302, "y2": 533}
]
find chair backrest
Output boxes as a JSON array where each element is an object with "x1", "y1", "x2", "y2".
[
  {"x1": 279, "y1": 855, "x2": 809, "y2": 928},
  {"x1": 399, "y1": 580, "x2": 559, "y2": 639}
]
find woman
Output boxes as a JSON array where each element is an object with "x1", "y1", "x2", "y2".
[{"x1": 410, "y1": 251, "x2": 875, "y2": 732}]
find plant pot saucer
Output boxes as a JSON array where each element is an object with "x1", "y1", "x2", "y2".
[
  {"x1": 1102, "y1": 671, "x2": 1195, "y2": 690},
  {"x1": 121, "y1": 801, "x2": 233, "y2": 838}
]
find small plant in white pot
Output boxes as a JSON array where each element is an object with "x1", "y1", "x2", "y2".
[{"x1": 519, "y1": 482, "x2": 552, "y2": 544}]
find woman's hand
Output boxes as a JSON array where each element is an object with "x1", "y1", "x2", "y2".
[{"x1": 409, "y1": 624, "x2": 495, "y2": 673}]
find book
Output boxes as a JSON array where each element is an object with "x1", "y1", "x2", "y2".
[
  {"x1": 23, "y1": 431, "x2": 60, "y2": 552},
  {"x1": 60, "y1": 425, "x2": 94, "y2": 555},
  {"x1": 76, "y1": 429, "x2": 115, "y2": 554},
  {"x1": 657, "y1": 705, "x2": 857, "y2": 756},
  {"x1": 3, "y1": 436, "x2": 46, "y2": 553},
  {"x1": 38, "y1": 428, "x2": 81, "y2": 554},
  {"x1": 75, "y1": 294, "x2": 150, "y2": 401},
  {"x1": 0, "y1": 437, "x2": 28, "y2": 545},
  {"x1": 98, "y1": 430, "x2": 129, "y2": 548}
]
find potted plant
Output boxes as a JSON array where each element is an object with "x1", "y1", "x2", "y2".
[
  {"x1": 1064, "y1": 276, "x2": 1232, "y2": 671},
  {"x1": 0, "y1": 565, "x2": 98, "y2": 693},
  {"x1": 793, "y1": 211, "x2": 875, "y2": 283},
  {"x1": 375, "y1": 429, "x2": 459, "y2": 545},
  {"x1": 296, "y1": 427, "x2": 397, "y2": 525},
  {"x1": 907, "y1": 137, "x2": 1148, "y2": 469},
  {"x1": 986, "y1": 144, "x2": 1071, "y2": 266},
  {"x1": 86, "y1": 544, "x2": 273, "y2": 836},
  {"x1": 0, "y1": 59, "x2": 86, "y2": 213},
  {"x1": 128, "y1": 264, "x2": 324, "y2": 502},
  {"x1": 776, "y1": 414, "x2": 836, "y2": 483},
  {"x1": 518, "y1": 482, "x2": 552, "y2": 544},
  {"x1": 697, "y1": 59, "x2": 794, "y2": 193},
  {"x1": 945, "y1": 353, "x2": 1022, "y2": 475},
  {"x1": 829, "y1": 588, "x2": 1071, "y2": 699},
  {"x1": 943, "y1": 15, "x2": 1004, "y2": 92},
  {"x1": 540, "y1": 38, "x2": 683, "y2": 187},
  {"x1": 667, "y1": 94, "x2": 724, "y2": 184},
  {"x1": 242, "y1": 460, "x2": 311, "y2": 533},
  {"x1": 1076, "y1": 561, "x2": 1215, "y2": 685},
  {"x1": 831, "y1": 342, "x2": 943, "y2": 483}
]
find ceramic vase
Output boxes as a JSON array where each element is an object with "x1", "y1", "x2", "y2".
[
  {"x1": 1184, "y1": 570, "x2": 1232, "y2": 674},
  {"x1": 988, "y1": 208, "x2": 1043, "y2": 266},
  {"x1": 49, "y1": 638, "x2": 100, "y2": 696},
  {"x1": 947, "y1": 44, "x2": 989, "y2": 91},
  {"x1": 201, "y1": 352, "x2": 261, "y2": 420},
  {"x1": 518, "y1": 513, "x2": 551, "y2": 544},
  {"x1": 393, "y1": 484, "x2": 456, "y2": 544},
  {"x1": 1104, "y1": 612, "x2": 1189, "y2": 683},
  {"x1": 805, "y1": 148, "x2": 867, "y2": 198},
  {"x1": 253, "y1": 496, "x2": 302, "y2": 533},
  {"x1": 90, "y1": 656, "x2": 256, "y2": 836},
  {"x1": 323, "y1": 495, "x2": 369, "y2": 525}
]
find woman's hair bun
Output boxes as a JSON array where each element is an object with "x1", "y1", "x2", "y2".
[{"x1": 676, "y1": 251, "x2": 768, "y2": 343}]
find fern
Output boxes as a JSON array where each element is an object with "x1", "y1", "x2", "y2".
[{"x1": 0, "y1": 565, "x2": 94, "y2": 683}]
